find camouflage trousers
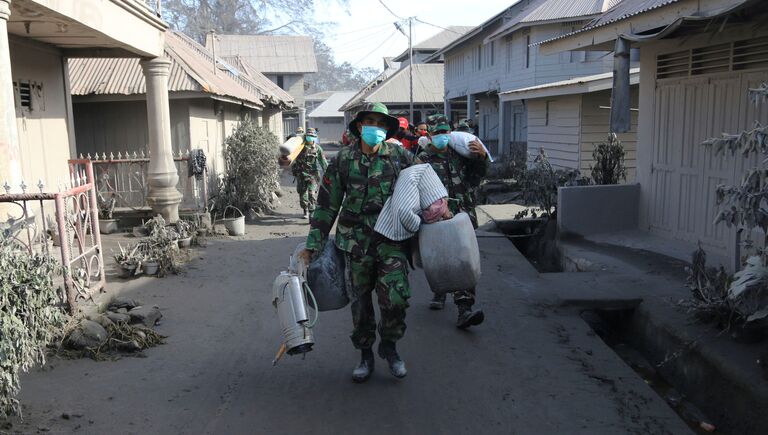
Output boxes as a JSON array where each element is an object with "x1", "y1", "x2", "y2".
[
  {"x1": 344, "y1": 239, "x2": 410, "y2": 349},
  {"x1": 296, "y1": 176, "x2": 319, "y2": 212},
  {"x1": 432, "y1": 287, "x2": 476, "y2": 306}
]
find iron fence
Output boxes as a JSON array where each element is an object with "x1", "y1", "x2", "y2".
[
  {"x1": 0, "y1": 161, "x2": 106, "y2": 312},
  {"x1": 74, "y1": 151, "x2": 209, "y2": 213}
]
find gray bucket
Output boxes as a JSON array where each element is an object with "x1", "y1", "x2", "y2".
[
  {"x1": 418, "y1": 212, "x2": 481, "y2": 294},
  {"x1": 219, "y1": 206, "x2": 245, "y2": 236}
]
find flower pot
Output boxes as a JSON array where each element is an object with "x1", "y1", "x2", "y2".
[
  {"x1": 218, "y1": 206, "x2": 245, "y2": 236},
  {"x1": 142, "y1": 261, "x2": 159, "y2": 276},
  {"x1": 118, "y1": 264, "x2": 138, "y2": 278},
  {"x1": 99, "y1": 219, "x2": 120, "y2": 235},
  {"x1": 177, "y1": 237, "x2": 192, "y2": 248}
]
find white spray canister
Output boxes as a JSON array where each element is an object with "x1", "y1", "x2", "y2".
[{"x1": 272, "y1": 271, "x2": 315, "y2": 357}]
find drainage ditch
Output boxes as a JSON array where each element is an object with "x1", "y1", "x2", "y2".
[
  {"x1": 501, "y1": 218, "x2": 564, "y2": 273},
  {"x1": 581, "y1": 308, "x2": 764, "y2": 435}
]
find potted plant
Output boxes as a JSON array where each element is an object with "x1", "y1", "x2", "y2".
[
  {"x1": 97, "y1": 192, "x2": 119, "y2": 234},
  {"x1": 113, "y1": 243, "x2": 142, "y2": 277},
  {"x1": 175, "y1": 220, "x2": 195, "y2": 248}
]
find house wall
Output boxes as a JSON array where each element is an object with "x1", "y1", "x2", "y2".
[
  {"x1": 263, "y1": 106, "x2": 285, "y2": 143},
  {"x1": 443, "y1": 17, "x2": 627, "y2": 161},
  {"x1": 188, "y1": 99, "x2": 261, "y2": 178},
  {"x1": 308, "y1": 117, "x2": 344, "y2": 144},
  {"x1": 9, "y1": 38, "x2": 71, "y2": 189},
  {"x1": 637, "y1": 26, "x2": 768, "y2": 268},
  {"x1": 526, "y1": 94, "x2": 581, "y2": 169},
  {"x1": 73, "y1": 99, "x2": 190, "y2": 157},
  {"x1": 579, "y1": 88, "x2": 639, "y2": 181},
  {"x1": 266, "y1": 74, "x2": 305, "y2": 107}
]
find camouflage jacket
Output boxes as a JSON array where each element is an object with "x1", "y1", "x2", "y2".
[
  {"x1": 306, "y1": 140, "x2": 413, "y2": 255},
  {"x1": 292, "y1": 141, "x2": 327, "y2": 179},
  {"x1": 415, "y1": 147, "x2": 487, "y2": 226}
]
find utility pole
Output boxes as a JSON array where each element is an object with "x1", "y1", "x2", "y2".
[
  {"x1": 408, "y1": 17, "x2": 414, "y2": 124},
  {"x1": 209, "y1": 30, "x2": 217, "y2": 76}
]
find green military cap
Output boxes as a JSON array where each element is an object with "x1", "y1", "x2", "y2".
[
  {"x1": 348, "y1": 102, "x2": 400, "y2": 139},
  {"x1": 306, "y1": 127, "x2": 318, "y2": 137},
  {"x1": 427, "y1": 114, "x2": 451, "y2": 133}
]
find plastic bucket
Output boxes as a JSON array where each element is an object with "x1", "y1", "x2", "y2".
[{"x1": 219, "y1": 206, "x2": 245, "y2": 236}]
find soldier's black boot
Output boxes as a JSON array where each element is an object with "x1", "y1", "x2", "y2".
[
  {"x1": 456, "y1": 303, "x2": 484, "y2": 329},
  {"x1": 377, "y1": 340, "x2": 407, "y2": 378},
  {"x1": 352, "y1": 348, "x2": 374, "y2": 383},
  {"x1": 429, "y1": 293, "x2": 446, "y2": 310}
]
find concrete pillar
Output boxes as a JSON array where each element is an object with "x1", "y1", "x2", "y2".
[
  {"x1": 140, "y1": 57, "x2": 182, "y2": 222},
  {"x1": 467, "y1": 94, "x2": 476, "y2": 122},
  {"x1": 298, "y1": 107, "x2": 306, "y2": 131},
  {"x1": 444, "y1": 99, "x2": 451, "y2": 120},
  {"x1": 0, "y1": 0, "x2": 21, "y2": 187}
]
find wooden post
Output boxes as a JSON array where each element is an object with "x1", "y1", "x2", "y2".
[{"x1": 610, "y1": 37, "x2": 631, "y2": 133}]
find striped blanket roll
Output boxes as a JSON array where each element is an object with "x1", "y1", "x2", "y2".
[{"x1": 374, "y1": 164, "x2": 448, "y2": 241}]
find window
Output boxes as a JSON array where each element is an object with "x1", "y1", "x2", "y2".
[
  {"x1": 505, "y1": 39, "x2": 513, "y2": 72},
  {"x1": 490, "y1": 41, "x2": 495, "y2": 66},
  {"x1": 13, "y1": 81, "x2": 32, "y2": 111},
  {"x1": 276, "y1": 75, "x2": 285, "y2": 89},
  {"x1": 524, "y1": 34, "x2": 531, "y2": 68}
]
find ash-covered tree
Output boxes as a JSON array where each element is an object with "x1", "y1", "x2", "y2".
[
  {"x1": 306, "y1": 39, "x2": 380, "y2": 92},
  {"x1": 161, "y1": 1, "x2": 380, "y2": 92},
  {"x1": 162, "y1": 0, "x2": 346, "y2": 42}
]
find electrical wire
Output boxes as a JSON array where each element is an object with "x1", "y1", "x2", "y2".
[
  {"x1": 378, "y1": 0, "x2": 404, "y2": 20},
  {"x1": 352, "y1": 28, "x2": 400, "y2": 67},
  {"x1": 328, "y1": 22, "x2": 393, "y2": 37}
]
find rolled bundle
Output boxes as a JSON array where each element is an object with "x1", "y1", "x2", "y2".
[{"x1": 449, "y1": 131, "x2": 494, "y2": 162}]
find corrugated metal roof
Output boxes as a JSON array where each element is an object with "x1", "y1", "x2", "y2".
[
  {"x1": 392, "y1": 26, "x2": 474, "y2": 61},
  {"x1": 339, "y1": 62, "x2": 402, "y2": 111},
  {"x1": 424, "y1": 1, "x2": 530, "y2": 62},
  {"x1": 501, "y1": 68, "x2": 639, "y2": 99},
  {"x1": 342, "y1": 64, "x2": 444, "y2": 111},
  {"x1": 221, "y1": 55, "x2": 295, "y2": 106},
  {"x1": 308, "y1": 91, "x2": 356, "y2": 118},
  {"x1": 583, "y1": 0, "x2": 679, "y2": 29},
  {"x1": 209, "y1": 34, "x2": 318, "y2": 74},
  {"x1": 70, "y1": 31, "x2": 293, "y2": 108},
  {"x1": 536, "y1": 0, "x2": 750, "y2": 47},
  {"x1": 486, "y1": 0, "x2": 617, "y2": 42},
  {"x1": 520, "y1": 0, "x2": 618, "y2": 23},
  {"x1": 305, "y1": 91, "x2": 337, "y2": 102}
]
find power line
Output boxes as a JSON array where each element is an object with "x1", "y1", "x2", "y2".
[
  {"x1": 352, "y1": 28, "x2": 399, "y2": 67},
  {"x1": 378, "y1": 0, "x2": 404, "y2": 20},
  {"x1": 329, "y1": 22, "x2": 393, "y2": 37}
]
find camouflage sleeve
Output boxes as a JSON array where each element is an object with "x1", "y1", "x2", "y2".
[
  {"x1": 464, "y1": 155, "x2": 488, "y2": 188},
  {"x1": 306, "y1": 154, "x2": 344, "y2": 251},
  {"x1": 397, "y1": 145, "x2": 414, "y2": 169},
  {"x1": 317, "y1": 146, "x2": 328, "y2": 172},
  {"x1": 414, "y1": 151, "x2": 427, "y2": 165}
]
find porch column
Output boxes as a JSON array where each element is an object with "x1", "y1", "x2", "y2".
[
  {"x1": 444, "y1": 99, "x2": 451, "y2": 119},
  {"x1": 467, "y1": 94, "x2": 476, "y2": 122},
  {"x1": 0, "y1": 0, "x2": 21, "y2": 187},
  {"x1": 140, "y1": 57, "x2": 182, "y2": 222}
]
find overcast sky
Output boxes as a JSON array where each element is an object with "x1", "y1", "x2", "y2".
[{"x1": 316, "y1": 0, "x2": 518, "y2": 71}]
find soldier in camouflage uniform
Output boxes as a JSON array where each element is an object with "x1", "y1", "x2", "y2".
[
  {"x1": 416, "y1": 114, "x2": 487, "y2": 329},
  {"x1": 292, "y1": 128, "x2": 328, "y2": 219},
  {"x1": 298, "y1": 103, "x2": 413, "y2": 383}
]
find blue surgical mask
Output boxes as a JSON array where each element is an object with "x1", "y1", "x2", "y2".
[
  {"x1": 432, "y1": 134, "x2": 450, "y2": 150},
  {"x1": 306, "y1": 136, "x2": 316, "y2": 144},
  {"x1": 361, "y1": 125, "x2": 386, "y2": 146}
]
